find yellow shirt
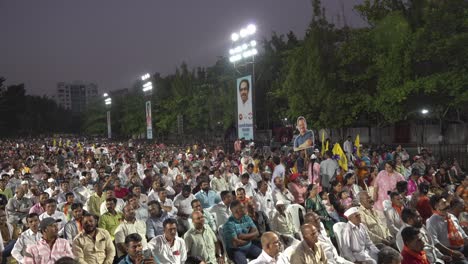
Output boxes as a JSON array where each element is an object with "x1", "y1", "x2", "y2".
[
  {"x1": 290, "y1": 241, "x2": 327, "y2": 264},
  {"x1": 98, "y1": 212, "x2": 122, "y2": 240},
  {"x1": 72, "y1": 228, "x2": 115, "y2": 264}
]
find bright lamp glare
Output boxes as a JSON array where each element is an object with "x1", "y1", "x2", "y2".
[
  {"x1": 231, "y1": 33, "x2": 239, "y2": 42},
  {"x1": 240, "y1": 29, "x2": 247, "y2": 38},
  {"x1": 421, "y1": 109, "x2": 429, "y2": 115},
  {"x1": 103, "y1": 93, "x2": 108, "y2": 97},
  {"x1": 242, "y1": 44, "x2": 248, "y2": 50},
  {"x1": 105, "y1": 101, "x2": 112, "y2": 105},
  {"x1": 143, "y1": 82, "x2": 152, "y2": 88},
  {"x1": 250, "y1": 40, "x2": 256, "y2": 47},
  {"x1": 141, "y1": 73, "x2": 150, "y2": 81},
  {"x1": 229, "y1": 49, "x2": 235, "y2": 55},
  {"x1": 142, "y1": 86, "x2": 153, "y2": 92},
  {"x1": 229, "y1": 54, "x2": 242, "y2": 63},
  {"x1": 247, "y1": 24, "x2": 256, "y2": 35}
]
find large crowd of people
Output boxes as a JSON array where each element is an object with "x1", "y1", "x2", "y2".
[{"x1": 0, "y1": 134, "x2": 465, "y2": 264}]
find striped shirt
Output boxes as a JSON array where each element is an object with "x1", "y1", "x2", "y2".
[{"x1": 24, "y1": 238, "x2": 74, "y2": 264}]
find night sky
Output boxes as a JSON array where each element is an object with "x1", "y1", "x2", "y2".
[{"x1": 0, "y1": 0, "x2": 364, "y2": 96}]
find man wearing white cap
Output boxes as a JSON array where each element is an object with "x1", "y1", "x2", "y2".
[
  {"x1": 341, "y1": 207, "x2": 379, "y2": 264},
  {"x1": 271, "y1": 200, "x2": 300, "y2": 247},
  {"x1": 73, "y1": 176, "x2": 92, "y2": 204},
  {"x1": 44, "y1": 178, "x2": 59, "y2": 199}
]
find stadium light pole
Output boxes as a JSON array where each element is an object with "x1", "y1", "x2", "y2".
[
  {"x1": 228, "y1": 23, "x2": 258, "y2": 141},
  {"x1": 103, "y1": 93, "x2": 112, "y2": 139},
  {"x1": 420, "y1": 108, "x2": 429, "y2": 145},
  {"x1": 141, "y1": 73, "x2": 153, "y2": 140}
]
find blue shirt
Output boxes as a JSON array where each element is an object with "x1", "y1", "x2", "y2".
[
  {"x1": 146, "y1": 212, "x2": 172, "y2": 239},
  {"x1": 195, "y1": 190, "x2": 221, "y2": 209},
  {"x1": 118, "y1": 255, "x2": 133, "y2": 264},
  {"x1": 223, "y1": 215, "x2": 257, "y2": 250}
]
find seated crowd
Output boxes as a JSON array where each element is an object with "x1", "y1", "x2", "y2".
[{"x1": 0, "y1": 139, "x2": 465, "y2": 264}]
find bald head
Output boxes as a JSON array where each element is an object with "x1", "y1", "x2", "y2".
[
  {"x1": 191, "y1": 210, "x2": 205, "y2": 229},
  {"x1": 261, "y1": 232, "x2": 277, "y2": 249},
  {"x1": 304, "y1": 212, "x2": 321, "y2": 229},
  {"x1": 260, "y1": 232, "x2": 281, "y2": 258},
  {"x1": 301, "y1": 223, "x2": 319, "y2": 248}
]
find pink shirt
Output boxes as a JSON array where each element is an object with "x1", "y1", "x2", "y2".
[
  {"x1": 288, "y1": 182, "x2": 307, "y2": 204},
  {"x1": 373, "y1": 170, "x2": 405, "y2": 211},
  {"x1": 24, "y1": 238, "x2": 74, "y2": 264},
  {"x1": 29, "y1": 203, "x2": 45, "y2": 215}
]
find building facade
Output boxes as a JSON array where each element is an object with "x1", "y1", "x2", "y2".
[{"x1": 54, "y1": 81, "x2": 98, "y2": 113}]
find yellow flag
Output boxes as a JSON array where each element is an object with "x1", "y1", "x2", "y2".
[
  {"x1": 66, "y1": 140, "x2": 71, "y2": 147},
  {"x1": 354, "y1": 134, "x2": 361, "y2": 158},
  {"x1": 321, "y1": 131, "x2": 325, "y2": 156},
  {"x1": 53, "y1": 139, "x2": 56, "y2": 147},
  {"x1": 58, "y1": 139, "x2": 62, "y2": 147},
  {"x1": 332, "y1": 143, "x2": 348, "y2": 171}
]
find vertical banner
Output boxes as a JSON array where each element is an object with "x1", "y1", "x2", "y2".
[
  {"x1": 237, "y1": 75, "x2": 254, "y2": 140},
  {"x1": 106, "y1": 110, "x2": 111, "y2": 139},
  {"x1": 145, "y1": 100, "x2": 153, "y2": 139}
]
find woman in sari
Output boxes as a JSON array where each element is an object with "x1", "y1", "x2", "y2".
[{"x1": 305, "y1": 184, "x2": 335, "y2": 238}]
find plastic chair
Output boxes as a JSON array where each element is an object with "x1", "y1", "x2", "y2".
[
  {"x1": 333, "y1": 222, "x2": 347, "y2": 255},
  {"x1": 286, "y1": 203, "x2": 305, "y2": 233}
]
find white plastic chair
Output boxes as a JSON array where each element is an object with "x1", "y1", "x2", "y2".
[
  {"x1": 333, "y1": 222, "x2": 347, "y2": 254},
  {"x1": 286, "y1": 203, "x2": 305, "y2": 233}
]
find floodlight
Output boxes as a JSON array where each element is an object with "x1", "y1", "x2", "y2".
[{"x1": 246, "y1": 24, "x2": 256, "y2": 35}]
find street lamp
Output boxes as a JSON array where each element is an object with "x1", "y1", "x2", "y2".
[
  {"x1": 103, "y1": 93, "x2": 112, "y2": 139},
  {"x1": 141, "y1": 73, "x2": 153, "y2": 140},
  {"x1": 229, "y1": 23, "x2": 258, "y2": 141},
  {"x1": 420, "y1": 108, "x2": 429, "y2": 146}
]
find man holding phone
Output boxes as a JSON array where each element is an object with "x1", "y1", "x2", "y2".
[{"x1": 119, "y1": 233, "x2": 155, "y2": 264}]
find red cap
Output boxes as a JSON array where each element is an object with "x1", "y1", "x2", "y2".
[{"x1": 289, "y1": 173, "x2": 301, "y2": 181}]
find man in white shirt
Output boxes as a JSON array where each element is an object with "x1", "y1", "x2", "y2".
[
  {"x1": 272, "y1": 177, "x2": 294, "y2": 205},
  {"x1": 210, "y1": 190, "x2": 233, "y2": 228},
  {"x1": 235, "y1": 173, "x2": 255, "y2": 198},
  {"x1": 385, "y1": 192, "x2": 404, "y2": 237},
  {"x1": 157, "y1": 188, "x2": 178, "y2": 217},
  {"x1": 127, "y1": 193, "x2": 149, "y2": 221},
  {"x1": 253, "y1": 180, "x2": 274, "y2": 218},
  {"x1": 342, "y1": 207, "x2": 379, "y2": 264},
  {"x1": 39, "y1": 199, "x2": 67, "y2": 236},
  {"x1": 271, "y1": 200, "x2": 300, "y2": 247},
  {"x1": 246, "y1": 164, "x2": 261, "y2": 189},
  {"x1": 271, "y1": 156, "x2": 285, "y2": 184},
  {"x1": 148, "y1": 218, "x2": 187, "y2": 264},
  {"x1": 12, "y1": 213, "x2": 42, "y2": 262},
  {"x1": 44, "y1": 178, "x2": 59, "y2": 200},
  {"x1": 99, "y1": 189, "x2": 125, "y2": 214},
  {"x1": 343, "y1": 136, "x2": 353, "y2": 161},
  {"x1": 114, "y1": 204, "x2": 148, "y2": 258},
  {"x1": 248, "y1": 232, "x2": 282, "y2": 264},
  {"x1": 319, "y1": 151, "x2": 339, "y2": 190},
  {"x1": 173, "y1": 185, "x2": 196, "y2": 235},
  {"x1": 228, "y1": 167, "x2": 241, "y2": 192},
  {"x1": 73, "y1": 176, "x2": 92, "y2": 204}
]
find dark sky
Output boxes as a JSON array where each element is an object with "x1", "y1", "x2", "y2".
[{"x1": 0, "y1": 0, "x2": 364, "y2": 96}]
